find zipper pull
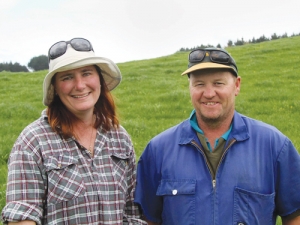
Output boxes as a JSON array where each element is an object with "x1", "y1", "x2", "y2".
[{"x1": 212, "y1": 180, "x2": 216, "y2": 188}]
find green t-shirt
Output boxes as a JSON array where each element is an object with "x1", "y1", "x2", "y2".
[{"x1": 189, "y1": 109, "x2": 232, "y2": 178}]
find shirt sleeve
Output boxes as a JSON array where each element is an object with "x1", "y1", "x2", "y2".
[
  {"x1": 275, "y1": 138, "x2": 300, "y2": 217},
  {"x1": 1, "y1": 144, "x2": 45, "y2": 225},
  {"x1": 134, "y1": 141, "x2": 163, "y2": 224},
  {"x1": 122, "y1": 138, "x2": 147, "y2": 225}
]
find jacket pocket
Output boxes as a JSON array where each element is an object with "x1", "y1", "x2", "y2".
[
  {"x1": 44, "y1": 152, "x2": 86, "y2": 205},
  {"x1": 233, "y1": 187, "x2": 275, "y2": 225},
  {"x1": 157, "y1": 179, "x2": 196, "y2": 225}
]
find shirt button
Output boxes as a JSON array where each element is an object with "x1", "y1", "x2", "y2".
[{"x1": 172, "y1": 189, "x2": 178, "y2": 195}]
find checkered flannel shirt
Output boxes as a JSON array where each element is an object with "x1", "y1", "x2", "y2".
[{"x1": 2, "y1": 110, "x2": 146, "y2": 225}]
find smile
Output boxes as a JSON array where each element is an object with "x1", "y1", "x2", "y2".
[
  {"x1": 72, "y1": 93, "x2": 90, "y2": 98},
  {"x1": 204, "y1": 102, "x2": 218, "y2": 105}
]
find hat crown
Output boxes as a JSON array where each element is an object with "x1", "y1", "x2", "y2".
[
  {"x1": 43, "y1": 40, "x2": 122, "y2": 106},
  {"x1": 181, "y1": 47, "x2": 238, "y2": 76},
  {"x1": 49, "y1": 45, "x2": 96, "y2": 71}
]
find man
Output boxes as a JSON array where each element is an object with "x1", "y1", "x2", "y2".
[{"x1": 134, "y1": 48, "x2": 300, "y2": 225}]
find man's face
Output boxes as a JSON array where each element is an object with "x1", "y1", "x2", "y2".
[{"x1": 189, "y1": 69, "x2": 241, "y2": 127}]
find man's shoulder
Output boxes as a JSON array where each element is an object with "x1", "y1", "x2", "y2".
[{"x1": 236, "y1": 112, "x2": 287, "y2": 139}]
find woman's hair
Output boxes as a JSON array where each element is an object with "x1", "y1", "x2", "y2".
[{"x1": 47, "y1": 65, "x2": 119, "y2": 139}]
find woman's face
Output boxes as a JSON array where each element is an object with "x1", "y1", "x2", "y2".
[{"x1": 54, "y1": 65, "x2": 101, "y2": 117}]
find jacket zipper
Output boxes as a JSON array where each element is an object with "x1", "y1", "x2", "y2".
[
  {"x1": 215, "y1": 139, "x2": 236, "y2": 177},
  {"x1": 191, "y1": 140, "x2": 215, "y2": 187},
  {"x1": 191, "y1": 138, "x2": 236, "y2": 225},
  {"x1": 191, "y1": 139, "x2": 236, "y2": 189}
]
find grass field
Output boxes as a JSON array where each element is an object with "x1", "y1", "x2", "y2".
[{"x1": 0, "y1": 36, "x2": 300, "y2": 224}]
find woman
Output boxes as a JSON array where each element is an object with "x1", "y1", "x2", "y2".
[{"x1": 2, "y1": 38, "x2": 146, "y2": 225}]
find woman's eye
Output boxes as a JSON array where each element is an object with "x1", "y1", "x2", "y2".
[
  {"x1": 83, "y1": 72, "x2": 91, "y2": 77},
  {"x1": 62, "y1": 76, "x2": 72, "y2": 81}
]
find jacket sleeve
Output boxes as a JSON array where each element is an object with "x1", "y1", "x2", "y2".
[
  {"x1": 134, "y1": 141, "x2": 162, "y2": 224},
  {"x1": 275, "y1": 137, "x2": 300, "y2": 216}
]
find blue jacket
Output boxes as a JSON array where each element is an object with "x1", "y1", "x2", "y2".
[{"x1": 134, "y1": 112, "x2": 300, "y2": 225}]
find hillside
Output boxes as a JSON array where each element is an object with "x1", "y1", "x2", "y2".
[{"x1": 0, "y1": 36, "x2": 299, "y2": 224}]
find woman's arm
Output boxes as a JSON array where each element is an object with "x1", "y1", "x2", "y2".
[
  {"x1": 145, "y1": 220, "x2": 160, "y2": 225},
  {"x1": 282, "y1": 215, "x2": 300, "y2": 225},
  {"x1": 8, "y1": 221, "x2": 36, "y2": 225}
]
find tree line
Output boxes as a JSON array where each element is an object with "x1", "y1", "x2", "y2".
[
  {"x1": 178, "y1": 32, "x2": 300, "y2": 52},
  {"x1": 1, "y1": 31, "x2": 300, "y2": 72},
  {"x1": 0, "y1": 62, "x2": 29, "y2": 72},
  {"x1": 0, "y1": 55, "x2": 48, "y2": 73}
]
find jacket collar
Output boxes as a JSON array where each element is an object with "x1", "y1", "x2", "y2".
[{"x1": 179, "y1": 111, "x2": 249, "y2": 145}]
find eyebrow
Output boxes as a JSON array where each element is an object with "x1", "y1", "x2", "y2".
[
  {"x1": 58, "y1": 68, "x2": 94, "y2": 77},
  {"x1": 80, "y1": 68, "x2": 94, "y2": 73},
  {"x1": 57, "y1": 73, "x2": 73, "y2": 79}
]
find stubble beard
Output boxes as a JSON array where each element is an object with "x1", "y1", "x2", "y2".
[{"x1": 198, "y1": 107, "x2": 234, "y2": 129}]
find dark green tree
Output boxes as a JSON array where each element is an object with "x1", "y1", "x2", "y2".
[
  {"x1": 0, "y1": 62, "x2": 28, "y2": 72},
  {"x1": 271, "y1": 33, "x2": 279, "y2": 40},
  {"x1": 234, "y1": 38, "x2": 245, "y2": 46},
  {"x1": 28, "y1": 55, "x2": 48, "y2": 71}
]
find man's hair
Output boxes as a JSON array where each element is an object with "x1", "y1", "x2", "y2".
[{"x1": 47, "y1": 65, "x2": 119, "y2": 139}]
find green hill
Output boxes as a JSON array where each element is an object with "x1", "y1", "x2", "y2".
[{"x1": 0, "y1": 36, "x2": 299, "y2": 224}]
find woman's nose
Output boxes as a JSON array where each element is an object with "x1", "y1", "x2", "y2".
[{"x1": 74, "y1": 77, "x2": 85, "y2": 90}]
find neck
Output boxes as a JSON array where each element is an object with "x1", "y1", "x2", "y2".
[
  {"x1": 196, "y1": 115, "x2": 233, "y2": 141},
  {"x1": 73, "y1": 114, "x2": 95, "y2": 136},
  {"x1": 76, "y1": 113, "x2": 95, "y2": 127}
]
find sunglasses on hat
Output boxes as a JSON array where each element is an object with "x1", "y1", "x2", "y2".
[
  {"x1": 188, "y1": 48, "x2": 237, "y2": 71},
  {"x1": 48, "y1": 38, "x2": 94, "y2": 62}
]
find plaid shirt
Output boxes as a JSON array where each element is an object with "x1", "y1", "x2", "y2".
[{"x1": 2, "y1": 110, "x2": 146, "y2": 225}]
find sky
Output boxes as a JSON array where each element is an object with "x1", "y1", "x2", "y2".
[{"x1": 0, "y1": 0, "x2": 300, "y2": 67}]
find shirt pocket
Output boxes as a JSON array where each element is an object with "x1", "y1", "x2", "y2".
[
  {"x1": 44, "y1": 152, "x2": 86, "y2": 205},
  {"x1": 233, "y1": 187, "x2": 275, "y2": 225},
  {"x1": 111, "y1": 152, "x2": 130, "y2": 193},
  {"x1": 156, "y1": 179, "x2": 196, "y2": 225}
]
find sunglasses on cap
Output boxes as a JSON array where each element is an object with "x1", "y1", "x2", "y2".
[
  {"x1": 48, "y1": 38, "x2": 94, "y2": 61},
  {"x1": 188, "y1": 48, "x2": 237, "y2": 71}
]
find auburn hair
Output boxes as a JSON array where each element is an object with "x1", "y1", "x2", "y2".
[{"x1": 47, "y1": 65, "x2": 119, "y2": 139}]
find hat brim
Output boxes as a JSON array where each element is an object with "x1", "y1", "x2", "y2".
[
  {"x1": 181, "y1": 62, "x2": 237, "y2": 76},
  {"x1": 43, "y1": 56, "x2": 121, "y2": 106}
]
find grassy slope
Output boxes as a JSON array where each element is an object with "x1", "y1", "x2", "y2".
[{"x1": 0, "y1": 36, "x2": 299, "y2": 224}]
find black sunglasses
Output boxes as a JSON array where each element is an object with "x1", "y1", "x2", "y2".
[
  {"x1": 188, "y1": 48, "x2": 237, "y2": 71},
  {"x1": 48, "y1": 38, "x2": 94, "y2": 61}
]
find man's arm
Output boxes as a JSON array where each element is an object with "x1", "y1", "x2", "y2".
[{"x1": 282, "y1": 215, "x2": 300, "y2": 225}]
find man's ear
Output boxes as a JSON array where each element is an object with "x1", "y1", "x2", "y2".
[{"x1": 235, "y1": 76, "x2": 241, "y2": 96}]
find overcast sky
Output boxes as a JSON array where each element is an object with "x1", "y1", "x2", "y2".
[{"x1": 1, "y1": 0, "x2": 299, "y2": 66}]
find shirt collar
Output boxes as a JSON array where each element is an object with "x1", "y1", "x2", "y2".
[{"x1": 189, "y1": 109, "x2": 232, "y2": 140}]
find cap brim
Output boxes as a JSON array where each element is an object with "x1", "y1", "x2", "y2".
[{"x1": 181, "y1": 62, "x2": 236, "y2": 76}]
